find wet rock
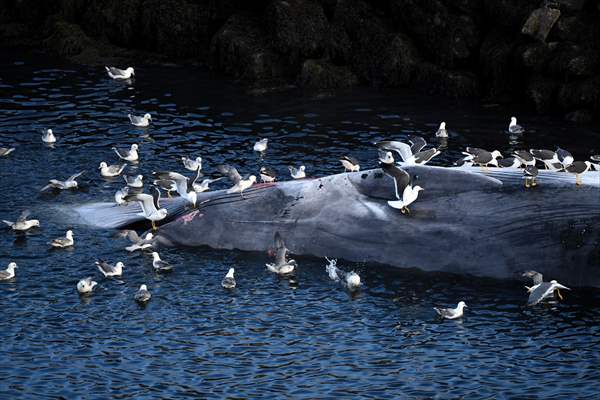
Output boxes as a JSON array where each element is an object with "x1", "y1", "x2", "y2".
[
  {"x1": 483, "y1": 0, "x2": 537, "y2": 32},
  {"x1": 526, "y1": 75, "x2": 559, "y2": 113},
  {"x1": 266, "y1": 0, "x2": 329, "y2": 62},
  {"x1": 413, "y1": 62, "x2": 478, "y2": 97},
  {"x1": 517, "y1": 42, "x2": 552, "y2": 71},
  {"x1": 0, "y1": 23, "x2": 31, "y2": 46},
  {"x1": 479, "y1": 32, "x2": 516, "y2": 101},
  {"x1": 554, "y1": 0, "x2": 586, "y2": 11},
  {"x1": 82, "y1": 0, "x2": 142, "y2": 48},
  {"x1": 565, "y1": 109, "x2": 594, "y2": 123},
  {"x1": 557, "y1": 76, "x2": 600, "y2": 110},
  {"x1": 298, "y1": 58, "x2": 359, "y2": 90},
  {"x1": 551, "y1": 15, "x2": 598, "y2": 43},
  {"x1": 210, "y1": 13, "x2": 291, "y2": 87},
  {"x1": 521, "y1": 7, "x2": 561, "y2": 42},
  {"x1": 380, "y1": 33, "x2": 420, "y2": 87},
  {"x1": 547, "y1": 43, "x2": 599, "y2": 78},
  {"x1": 44, "y1": 20, "x2": 90, "y2": 57}
]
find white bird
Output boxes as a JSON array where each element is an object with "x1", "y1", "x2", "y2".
[
  {"x1": 266, "y1": 232, "x2": 297, "y2": 275},
  {"x1": 182, "y1": 156, "x2": 202, "y2": 172},
  {"x1": 253, "y1": 138, "x2": 269, "y2": 152},
  {"x1": 522, "y1": 271, "x2": 571, "y2": 306},
  {"x1": 340, "y1": 156, "x2": 360, "y2": 172},
  {"x1": 259, "y1": 166, "x2": 277, "y2": 183},
  {"x1": 41, "y1": 171, "x2": 85, "y2": 191},
  {"x1": 0, "y1": 147, "x2": 15, "y2": 157},
  {"x1": 461, "y1": 147, "x2": 503, "y2": 168},
  {"x1": 115, "y1": 186, "x2": 129, "y2": 205},
  {"x1": 50, "y1": 230, "x2": 74, "y2": 248},
  {"x1": 152, "y1": 171, "x2": 197, "y2": 206},
  {"x1": 435, "y1": 122, "x2": 448, "y2": 138},
  {"x1": 129, "y1": 113, "x2": 152, "y2": 127},
  {"x1": 376, "y1": 140, "x2": 440, "y2": 165},
  {"x1": 95, "y1": 260, "x2": 124, "y2": 277},
  {"x1": 508, "y1": 117, "x2": 524, "y2": 134},
  {"x1": 434, "y1": 301, "x2": 467, "y2": 319},
  {"x1": 288, "y1": 165, "x2": 306, "y2": 179},
  {"x1": 123, "y1": 231, "x2": 154, "y2": 252},
  {"x1": 378, "y1": 150, "x2": 395, "y2": 164},
  {"x1": 217, "y1": 164, "x2": 256, "y2": 198},
  {"x1": 0, "y1": 262, "x2": 17, "y2": 281},
  {"x1": 42, "y1": 128, "x2": 56, "y2": 144},
  {"x1": 325, "y1": 258, "x2": 361, "y2": 291},
  {"x1": 221, "y1": 268, "x2": 236, "y2": 289},
  {"x1": 135, "y1": 284, "x2": 152, "y2": 303},
  {"x1": 77, "y1": 277, "x2": 98, "y2": 294},
  {"x1": 556, "y1": 147, "x2": 574, "y2": 168},
  {"x1": 99, "y1": 161, "x2": 126, "y2": 177},
  {"x1": 380, "y1": 163, "x2": 423, "y2": 214},
  {"x1": 152, "y1": 252, "x2": 173, "y2": 272},
  {"x1": 124, "y1": 188, "x2": 168, "y2": 230},
  {"x1": 113, "y1": 144, "x2": 139, "y2": 162},
  {"x1": 105, "y1": 66, "x2": 135, "y2": 80},
  {"x1": 193, "y1": 177, "x2": 223, "y2": 193},
  {"x1": 123, "y1": 174, "x2": 143, "y2": 188},
  {"x1": 2, "y1": 210, "x2": 40, "y2": 231}
]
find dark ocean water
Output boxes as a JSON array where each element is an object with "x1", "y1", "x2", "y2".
[{"x1": 1, "y1": 51, "x2": 600, "y2": 399}]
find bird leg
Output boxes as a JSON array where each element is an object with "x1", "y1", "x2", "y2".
[
  {"x1": 167, "y1": 191, "x2": 172, "y2": 198},
  {"x1": 556, "y1": 288, "x2": 563, "y2": 300},
  {"x1": 401, "y1": 207, "x2": 410, "y2": 214},
  {"x1": 524, "y1": 179, "x2": 530, "y2": 188},
  {"x1": 531, "y1": 177, "x2": 537, "y2": 187},
  {"x1": 576, "y1": 175, "x2": 581, "y2": 186},
  {"x1": 240, "y1": 191, "x2": 245, "y2": 199},
  {"x1": 152, "y1": 220, "x2": 157, "y2": 231}
]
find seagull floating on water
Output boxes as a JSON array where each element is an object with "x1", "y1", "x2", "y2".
[
  {"x1": 435, "y1": 122, "x2": 448, "y2": 138},
  {"x1": 0, "y1": 262, "x2": 17, "y2": 281},
  {"x1": 253, "y1": 138, "x2": 269, "y2": 153},
  {"x1": 105, "y1": 66, "x2": 135, "y2": 80},
  {"x1": 221, "y1": 268, "x2": 236, "y2": 289},
  {"x1": 434, "y1": 301, "x2": 467, "y2": 319},
  {"x1": 41, "y1": 171, "x2": 85, "y2": 191},
  {"x1": 380, "y1": 159, "x2": 423, "y2": 214},
  {"x1": 135, "y1": 284, "x2": 152, "y2": 303},
  {"x1": 0, "y1": 147, "x2": 15, "y2": 157},
  {"x1": 340, "y1": 156, "x2": 360, "y2": 172},
  {"x1": 123, "y1": 174, "x2": 143, "y2": 188},
  {"x1": 99, "y1": 161, "x2": 126, "y2": 177},
  {"x1": 41, "y1": 128, "x2": 56, "y2": 144},
  {"x1": 217, "y1": 164, "x2": 256, "y2": 197},
  {"x1": 508, "y1": 117, "x2": 524, "y2": 134},
  {"x1": 565, "y1": 161, "x2": 592, "y2": 185},
  {"x1": 77, "y1": 277, "x2": 98, "y2": 294},
  {"x1": 153, "y1": 171, "x2": 197, "y2": 206},
  {"x1": 522, "y1": 270, "x2": 570, "y2": 306},
  {"x1": 113, "y1": 144, "x2": 139, "y2": 162},
  {"x1": 182, "y1": 156, "x2": 202, "y2": 172},
  {"x1": 288, "y1": 165, "x2": 306, "y2": 179},
  {"x1": 124, "y1": 188, "x2": 167, "y2": 230},
  {"x1": 152, "y1": 252, "x2": 173, "y2": 272},
  {"x1": 96, "y1": 260, "x2": 124, "y2": 277},
  {"x1": 259, "y1": 166, "x2": 277, "y2": 183},
  {"x1": 122, "y1": 230, "x2": 154, "y2": 252},
  {"x1": 266, "y1": 232, "x2": 297, "y2": 275},
  {"x1": 50, "y1": 230, "x2": 74, "y2": 248},
  {"x1": 129, "y1": 113, "x2": 152, "y2": 127},
  {"x1": 325, "y1": 258, "x2": 361, "y2": 291},
  {"x1": 2, "y1": 210, "x2": 40, "y2": 231},
  {"x1": 115, "y1": 186, "x2": 129, "y2": 205}
]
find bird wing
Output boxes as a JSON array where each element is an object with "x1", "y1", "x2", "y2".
[
  {"x1": 274, "y1": 232, "x2": 287, "y2": 265},
  {"x1": 17, "y1": 210, "x2": 31, "y2": 222},
  {"x1": 377, "y1": 141, "x2": 413, "y2": 162},
  {"x1": 217, "y1": 164, "x2": 242, "y2": 184},
  {"x1": 380, "y1": 163, "x2": 410, "y2": 199},
  {"x1": 152, "y1": 186, "x2": 162, "y2": 209},
  {"x1": 68, "y1": 171, "x2": 85, "y2": 181},
  {"x1": 124, "y1": 230, "x2": 141, "y2": 243},
  {"x1": 527, "y1": 282, "x2": 552, "y2": 306},
  {"x1": 124, "y1": 193, "x2": 156, "y2": 215},
  {"x1": 522, "y1": 270, "x2": 543, "y2": 285},
  {"x1": 106, "y1": 66, "x2": 125, "y2": 76},
  {"x1": 408, "y1": 136, "x2": 427, "y2": 153},
  {"x1": 341, "y1": 156, "x2": 359, "y2": 165},
  {"x1": 153, "y1": 171, "x2": 189, "y2": 195},
  {"x1": 113, "y1": 147, "x2": 128, "y2": 158},
  {"x1": 414, "y1": 148, "x2": 439, "y2": 164}
]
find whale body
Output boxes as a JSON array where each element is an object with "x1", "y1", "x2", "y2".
[{"x1": 74, "y1": 166, "x2": 600, "y2": 287}]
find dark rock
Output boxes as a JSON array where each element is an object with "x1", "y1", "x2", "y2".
[
  {"x1": 554, "y1": 0, "x2": 586, "y2": 11},
  {"x1": 0, "y1": 23, "x2": 31, "y2": 46},
  {"x1": 558, "y1": 76, "x2": 600, "y2": 110},
  {"x1": 299, "y1": 58, "x2": 359, "y2": 90},
  {"x1": 266, "y1": 0, "x2": 329, "y2": 62},
  {"x1": 82, "y1": 0, "x2": 142, "y2": 48},
  {"x1": 44, "y1": 20, "x2": 90, "y2": 57},
  {"x1": 380, "y1": 33, "x2": 420, "y2": 86},
  {"x1": 479, "y1": 32, "x2": 516, "y2": 101},
  {"x1": 551, "y1": 15, "x2": 598, "y2": 43},
  {"x1": 565, "y1": 109, "x2": 594, "y2": 123},
  {"x1": 526, "y1": 75, "x2": 559, "y2": 113},
  {"x1": 210, "y1": 13, "x2": 292, "y2": 87},
  {"x1": 483, "y1": 0, "x2": 537, "y2": 32},
  {"x1": 517, "y1": 42, "x2": 552, "y2": 71},
  {"x1": 547, "y1": 43, "x2": 599, "y2": 78},
  {"x1": 521, "y1": 7, "x2": 561, "y2": 42},
  {"x1": 413, "y1": 62, "x2": 478, "y2": 97}
]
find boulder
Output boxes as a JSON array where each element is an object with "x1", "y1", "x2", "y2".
[
  {"x1": 557, "y1": 76, "x2": 600, "y2": 110},
  {"x1": 82, "y1": 0, "x2": 142, "y2": 47},
  {"x1": 516, "y1": 42, "x2": 552, "y2": 71},
  {"x1": 547, "y1": 43, "x2": 599, "y2": 78},
  {"x1": 483, "y1": 0, "x2": 537, "y2": 32},
  {"x1": 298, "y1": 58, "x2": 359, "y2": 90},
  {"x1": 554, "y1": 0, "x2": 586, "y2": 11},
  {"x1": 44, "y1": 19, "x2": 90, "y2": 57},
  {"x1": 413, "y1": 62, "x2": 478, "y2": 97},
  {"x1": 380, "y1": 33, "x2": 420, "y2": 86},
  {"x1": 479, "y1": 32, "x2": 516, "y2": 101},
  {"x1": 521, "y1": 7, "x2": 561, "y2": 42},
  {"x1": 565, "y1": 109, "x2": 594, "y2": 123},
  {"x1": 526, "y1": 75, "x2": 559, "y2": 113}
]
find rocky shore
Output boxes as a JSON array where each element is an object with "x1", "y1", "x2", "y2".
[{"x1": 1, "y1": 0, "x2": 599, "y2": 121}]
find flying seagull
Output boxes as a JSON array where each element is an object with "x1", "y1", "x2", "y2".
[
  {"x1": 152, "y1": 171, "x2": 197, "y2": 206},
  {"x1": 380, "y1": 162, "x2": 423, "y2": 214},
  {"x1": 41, "y1": 171, "x2": 85, "y2": 191},
  {"x1": 522, "y1": 270, "x2": 570, "y2": 306},
  {"x1": 124, "y1": 188, "x2": 168, "y2": 230},
  {"x1": 266, "y1": 232, "x2": 297, "y2": 275},
  {"x1": 182, "y1": 156, "x2": 202, "y2": 172},
  {"x1": 217, "y1": 164, "x2": 256, "y2": 198}
]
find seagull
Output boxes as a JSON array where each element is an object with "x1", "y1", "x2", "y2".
[
  {"x1": 498, "y1": 157, "x2": 522, "y2": 168},
  {"x1": 41, "y1": 171, "x2": 85, "y2": 191},
  {"x1": 41, "y1": 128, "x2": 56, "y2": 144},
  {"x1": 182, "y1": 156, "x2": 202, "y2": 172},
  {"x1": 123, "y1": 231, "x2": 154, "y2": 252},
  {"x1": 435, "y1": 122, "x2": 448, "y2": 138},
  {"x1": 376, "y1": 140, "x2": 440, "y2": 165},
  {"x1": 461, "y1": 147, "x2": 502, "y2": 168},
  {"x1": 259, "y1": 166, "x2": 277, "y2": 183},
  {"x1": 522, "y1": 270, "x2": 570, "y2": 306},
  {"x1": 217, "y1": 164, "x2": 256, "y2": 197},
  {"x1": 193, "y1": 177, "x2": 223, "y2": 193},
  {"x1": 408, "y1": 135, "x2": 427, "y2": 154},
  {"x1": 325, "y1": 258, "x2": 361, "y2": 291},
  {"x1": 288, "y1": 165, "x2": 306, "y2": 179},
  {"x1": 124, "y1": 188, "x2": 168, "y2": 230},
  {"x1": 513, "y1": 150, "x2": 535, "y2": 167},
  {"x1": 99, "y1": 161, "x2": 126, "y2": 177},
  {"x1": 50, "y1": 230, "x2": 74, "y2": 248},
  {"x1": 380, "y1": 162, "x2": 423, "y2": 214},
  {"x1": 340, "y1": 156, "x2": 360, "y2": 172},
  {"x1": 523, "y1": 165, "x2": 538, "y2": 188},
  {"x1": 152, "y1": 252, "x2": 173, "y2": 272},
  {"x1": 128, "y1": 113, "x2": 152, "y2": 127},
  {"x1": 135, "y1": 284, "x2": 152, "y2": 303},
  {"x1": 378, "y1": 150, "x2": 395, "y2": 164},
  {"x1": 266, "y1": 232, "x2": 297, "y2": 275},
  {"x1": 530, "y1": 149, "x2": 562, "y2": 170},
  {"x1": 565, "y1": 161, "x2": 592, "y2": 185},
  {"x1": 152, "y1": 171, "x2": 197, "y2": 206},
  {"x1": 115, "y1": 186, "x2": 129, "y2": 205},
  {"x1": 590, "y1": 156, "x2": 600, "y2": 171},
  {"x1": 124, "y1": 174, "x2": 143, "y2": 188},
  {"x1": 0, "y1": 147, "x2": 15, "y2": 157},
  {"x1": 2, "y1": 210, "x2": 40, "y2": 231},
  {"x1": 0, "y1": 262, "x2": 17, "y2": 281},
  {"x1": 221, "y1": 268, "x2": 236, "y2": 289},
  {"x1": 153, "y1": 179, "x2": 177, "y2": 197},
  {"x1": 434, "y1": 301, "x2": 467, "y2": 319},
  {"x1": 96, "y1": 260, "x2": 124, "y2": 277},
  {"x1": 556, "y1": 147, "x2": 574, "y2": 168},
  {"x1": 113, "y1": 144, "x2": 139, "y2": 162},
  {"x1": 105, "y1": 66, "x2": 135, "y2": 80},
  {"x1": 77, "y1": 277, "x2": 98, "y2": 294},
  {"x1": 508, "y1": 117, "x2": 524, "y2": 134},
  {"x1": 253, "y1": 138, "x2": 268, "y2": 153}
]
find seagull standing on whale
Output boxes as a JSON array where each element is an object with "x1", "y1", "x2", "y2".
[
  {"x1": 530, "y1": 149, "x2": 562, "y2": 170},
  {"x1": 113, "y1": 144, "x2": 139, "y2": 162},
  {"x1": 152, "y1": 171, "x2": 197, "y2": 206},
  {"x1": 565, "y1": 161, "x2": 592, "y2": 186},
  {"x1": 376, "y1": 139, "x2": 440, "y2": 165},
  {"x1": 379, "y1": 155, "x2": 423, "y2": 214},
  {"x1": 259, "y1": 166, "x2": 277, "y2": 183},
  {"x1": 461, "y1": 147, "x2": 502, "y2": 168},
  {"x1": 124, "y1": 187, "x2": 168, "y2": 230},
  {"x1": 340, "y1": 156, "x2": 360, "y2": 172}
]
